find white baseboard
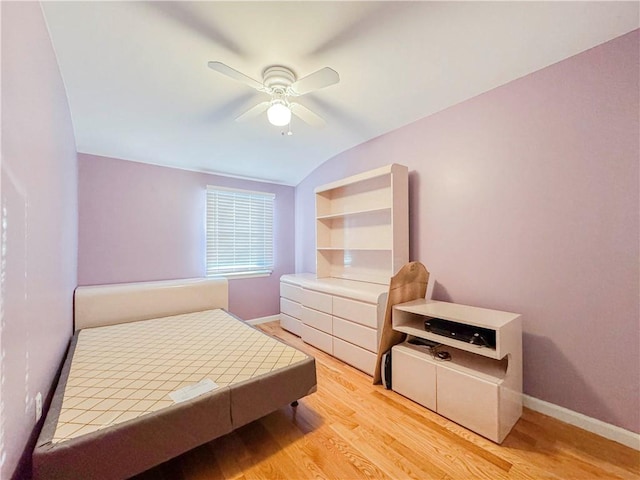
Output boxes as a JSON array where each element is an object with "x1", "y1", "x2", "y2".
[
  {"x1": 523, "y1": 395, "x2": 639, "y2": 450},
  {"x1": 246, "y1": 315, "x2": 280, "y2": 326}
]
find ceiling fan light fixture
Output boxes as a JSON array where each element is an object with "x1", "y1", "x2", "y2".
[{"x1": 267, "y1": 101, "x2": 291, "y2": 126}]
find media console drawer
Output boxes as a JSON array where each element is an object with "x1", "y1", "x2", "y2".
[
  {"x1": 437, "y1": 365, "x2": 499, "y2": 441},
  {"x1": 391, "y1": 344, "x2": 436, "y2": 410}
]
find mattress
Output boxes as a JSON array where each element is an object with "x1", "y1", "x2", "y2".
[{"x1": 33, "y1": 309, "x2": 317, "y2": 479}]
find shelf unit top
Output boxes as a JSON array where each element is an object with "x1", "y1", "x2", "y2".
[
  {"x1": 394, "y1": 299, "x2": 520, "y2": 330},
  {"x1": 316, "y1": 247, "x2": 392, "y2": 251},
  {"x1": 314, "y1": 163, "x2": 405, "y2": 194}
]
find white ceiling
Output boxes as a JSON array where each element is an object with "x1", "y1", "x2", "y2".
[{"x1": 41, "y1": 2, "x2": 639, "y2": 185}]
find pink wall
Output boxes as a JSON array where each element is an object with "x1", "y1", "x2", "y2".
[
  {"x1": 296, "y1": 31, "x2": 639, "y2": 433},
  {"x1": 1, "y1": 2, "x2": 78, "y2": 478},
  {"x1": 78, "y1": 154, "x2": 295, "y2": 320}
]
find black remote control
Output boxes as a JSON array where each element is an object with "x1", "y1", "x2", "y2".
[{"x1": 408, "y1": 337, "x2": 440, "y2": 348}]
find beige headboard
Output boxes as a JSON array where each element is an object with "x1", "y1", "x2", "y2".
[{"x1": 74, "y1": 277, "x2": 229, "y2": 331}]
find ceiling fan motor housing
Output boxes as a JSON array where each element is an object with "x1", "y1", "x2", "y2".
[{"x1": 263, "y1": 66, "x2": 296, "y2": 93}]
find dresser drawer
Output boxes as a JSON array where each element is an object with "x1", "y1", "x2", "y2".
[
  {"x1": 280, "y1": 297, "x2": 302, "y2": 319},
  {"x1": 333, "y1": 338, "x2": 376, "y2": 376},
  {"x1": 333, "y1": 296, "x2": 379, "y2": 329},
  {"x1": 302, "y1": 288, "x2": 332, "y2": 314},
  {"x1": 280, "y1": 282, "x2": 303, "y2": 303},
  {"x1": 333, "y1": 317, "x2": 378, "y2": 352},
  {"x1": 301, "y1": 307, "x2": 332, "y2": 334},
  {"x1": 280, "y1": 313, "x2": 302, "y2": 336},
  {"x1": 301, "y1": 324, "x2": 333, "y2": 354}
]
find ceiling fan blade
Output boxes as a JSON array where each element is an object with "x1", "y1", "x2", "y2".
[
  {"x1": 147, "y1": 4, "x2": 245, "y2": 57},
  {"x1": 290, "y1": 103, "x2": 326, "y2": 127},
  {"x1": 235, "y1": 101, "x2": 270, "y2": 122},
  {"x1": 208, "y1": 61, "x2": 265, "y2": 92},
  {"x1": 290, "y1": 67, "x2": 340, "y2": 96}
]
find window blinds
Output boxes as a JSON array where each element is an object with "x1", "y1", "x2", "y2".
[{"x1": 206, "y1": 186, "x2": 275, "y2": 277}]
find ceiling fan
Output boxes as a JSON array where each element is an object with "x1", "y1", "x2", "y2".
[{"x1": 207, "y1": 61, "x2": 339, "y2": 128}]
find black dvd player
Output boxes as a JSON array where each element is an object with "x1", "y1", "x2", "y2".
[{"x1": 424, "y1": 317, "x2": 496, "y2": 349}]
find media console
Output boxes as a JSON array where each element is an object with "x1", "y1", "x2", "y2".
[{"x1": 391, "y1": 299, "x2": 522, "y2": 443}]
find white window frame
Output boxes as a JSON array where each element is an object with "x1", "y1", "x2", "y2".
[{"x1": 206, "y1": 186, "x2": 275, "y2": 278}]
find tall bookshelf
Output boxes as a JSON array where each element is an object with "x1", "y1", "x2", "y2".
[
  {"x1": 279, "y1": 164, "x2": 409, "y2": 375},
  {"x1": 314, "y1": 163, "x2": 409, "y2": 285}
]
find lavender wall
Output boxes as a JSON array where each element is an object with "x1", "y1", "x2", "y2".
[
  {"x1": 78, "y1": 154, "x2": 295, "y2": 320},
  {"x1": 1, "y1": 2, "x2": 78, "y2": 478},
  {"x1": 296, "y1": 31, "x2": 639, "y2": 433}
]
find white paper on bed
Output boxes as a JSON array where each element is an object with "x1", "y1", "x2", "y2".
[{"x1": 169, "y1": 379, "x2": 220, "y2": 403}]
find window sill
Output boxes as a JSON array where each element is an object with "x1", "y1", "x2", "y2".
[{"x1": 207, "y1": 271, "x2": 272, "y2": 280}]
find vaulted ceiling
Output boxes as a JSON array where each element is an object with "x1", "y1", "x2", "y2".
[{"x1": 42, "y1": 2, "x2": 639, "y2": 185}]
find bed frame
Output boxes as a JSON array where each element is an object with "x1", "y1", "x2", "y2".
[
  {"x1": 73, "y1": 277, "x2": 230, "y2": 331},
  {"x1": 33, "y1": 278, "x2": 317, "y2": 480}
]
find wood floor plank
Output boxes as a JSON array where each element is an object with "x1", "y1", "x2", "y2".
[
  {"x1": 358, "y1": 419, "x2": 453, "y2": 480},
  {"x1": 521, "y1": 411, "x2": 639, "y2": 479},
  {"x1": 209, "y1": 432, "x2": 250, "y2": 480},
  {"x1": 260, "y1": 410, "x2": 330, "y2": 480},
  {"x1": 322, "y1": 425, "x2": 392, "y2": 480},
  {"x1": 131, "y1": 322, "x2": 640, "y2": 480},
  {"x1": 331, "y1": 420, "x2": 447, "y2": 480}
]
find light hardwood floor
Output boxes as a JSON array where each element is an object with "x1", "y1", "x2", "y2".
[{"x1": 133, "y1": 321, "x2": 639, "y2": 480}]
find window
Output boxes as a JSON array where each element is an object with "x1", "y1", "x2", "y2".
[{"x1": 206, "y1": 186, "x2": 275, "y2": 277}]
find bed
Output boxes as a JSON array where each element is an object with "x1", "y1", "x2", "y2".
[{"x1": 32, "y1": 278, "x2": 317, "y2": 480}]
